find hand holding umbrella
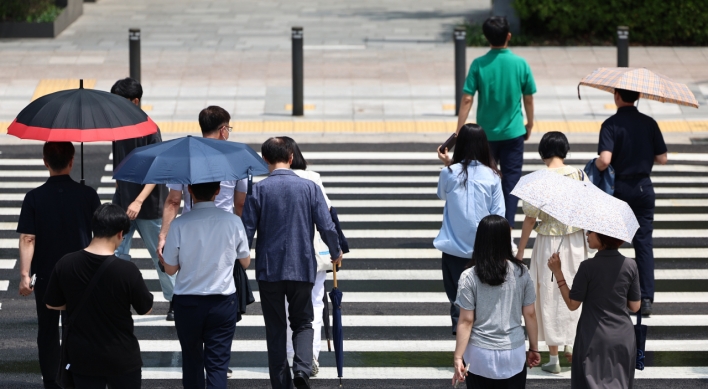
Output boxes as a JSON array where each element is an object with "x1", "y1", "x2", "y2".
[
  {"x1": 547, "y1": 252, "x2": 563, "y2": 281},
  {"x1": 550, "y1": 236, "x2": 564, "y2": 282}
]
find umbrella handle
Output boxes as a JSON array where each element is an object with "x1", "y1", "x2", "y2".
[
  {"x1": 327, "y1": 339, "x2": 332, "y2": 352},
  {"x1": 332, "y1": 263, "x2": 338, "y2": 288}
]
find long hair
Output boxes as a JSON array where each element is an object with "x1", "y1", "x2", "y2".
[
  {"x1": 450, "y1": 124, "x2": 500, "y2": 186},
  {"x1": 280, "y1": 136, "x2": 308, "y2": 170},
  {"x1": 470, "y1": 215, "x2": 525, "y2": 286}
]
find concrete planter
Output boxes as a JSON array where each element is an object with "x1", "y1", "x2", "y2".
[{"x1": 0, "y1": 0, "x2": 83, "y2": 38}]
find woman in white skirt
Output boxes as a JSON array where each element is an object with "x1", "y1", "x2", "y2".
[
  {"x1": 515, "y1": 131, "x2": 590, "y2": 374},
  {"x1": 282, "y1": 136, "x2": 333, "y2": 377}
]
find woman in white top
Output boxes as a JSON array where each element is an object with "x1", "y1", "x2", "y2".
[
  {"x1": 515, "y1": 132, "x2": 590, "y2": 373},
  {"x1": 281, "y1": 136, "x2": 333, "y2": 377},
  {"x1": 453, "y1": 215, "x2": 540, "y2": 388}
]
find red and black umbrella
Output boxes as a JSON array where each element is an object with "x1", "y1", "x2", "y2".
[{"x1": 7, "y1": 79, "x2": 157, "y2": 184}]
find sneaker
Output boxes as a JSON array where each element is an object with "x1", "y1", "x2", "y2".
[
  {"x1": 227, "y1": 368, "x2": 233, "y2": 378},
  {"x1": 641, "y1": 299, "x2": 652, "y2": 317},
  {"x1": 311, "y1": 358, "x2": 319, "y2": 377},
  {"x1": 542, "y1": 361, "x2": 561, "y2": 374},
  {"x1": 166, "y1": 300, "x2": 175, "y2": 321}
]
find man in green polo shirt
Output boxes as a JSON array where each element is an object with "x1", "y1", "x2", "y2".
[{"x1": 456, "y1": 16, "x2": 536, "y2": 228}]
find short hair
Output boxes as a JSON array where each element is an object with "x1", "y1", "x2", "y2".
[
  {"x1": 281, "y1": 136, "x2": 307, "y2": 170},
  {"x1": 261, "y1": 137, "x2": 291, "y2": 164},
  {"x1": 189, "y1": 182, "x2": 221, "y2": 201},
  {"x1": 110, "y1": 78, "x2": 143, "y2": 101},
  {"x1": 593, "y1": 232, "x2": 624, "y2": 250},
  {"x1": 92, "y1": 203, "x2": 131, "y2": 238},
  {"x1": 43, "y1": 142, "x2": 75, "y2": 172},
  {"x1": 615, "y1": 88, "x2": 640, "y2": 103},
  {"x1": 538, "y1": 131, "x2": 570, "y2": 160},
  {"x1": 198, "y1": 106, "x2": 230, "y2": 135},
  {"x1": 482, "y1": 16, "x2": 510, "y2": 47}
]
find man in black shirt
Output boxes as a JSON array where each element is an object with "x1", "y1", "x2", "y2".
[
  {"x1": 45, "y1": 203, "x2": 153, "y2": 388},
  {"x1": 110, "y1": 78, "x2": 174, "y2": 321},
  {"x1": 17, "y1": 142, "x2": 101, "y2": 389},
  {"x1": 596, "y1": 88, "x2": 668, "y2": 316}
]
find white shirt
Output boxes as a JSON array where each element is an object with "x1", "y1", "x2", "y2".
[
  {"x1": 163, "y1": 201, "x2": 250, "y2": 296},
  {"x1": 167, "y1": 179, "x2": 247, "y2": 214}
]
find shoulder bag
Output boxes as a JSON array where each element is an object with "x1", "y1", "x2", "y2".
[{"x1": 57, "y1": 256, "x2": 115, "y2": 388}]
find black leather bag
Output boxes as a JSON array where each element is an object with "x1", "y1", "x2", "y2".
[{"x1": 57, "y1": 257, "x2": 115, "y2": 388}]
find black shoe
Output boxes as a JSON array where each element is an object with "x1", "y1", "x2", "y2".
[
  {"x1": 641, "y1": 299, "x2": 652, "y2": 317},
  {"x1": 166, "y1": 300, "x2": 175, "y2": 321},
  {"x1": 227, "y1": 368, "x2": 233, "y2": 378},
  {"x1": 293, "y1": 371, "x2": 311, "y2": 389}
]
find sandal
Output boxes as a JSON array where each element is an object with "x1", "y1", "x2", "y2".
[{"x1": 564, "y1": 345, "x2": 573, "y2": 363}]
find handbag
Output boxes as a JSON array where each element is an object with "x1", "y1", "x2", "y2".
[{"x1": 57, "y1": 256, "x2": 115, "y2": 388}]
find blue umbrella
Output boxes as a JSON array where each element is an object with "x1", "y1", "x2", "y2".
[
  {"x1": 329, "y1": 264, "x2": 344, "y2": 386},
  {"x1": 112, "y1": 135, "x2": 268, "y2": 187}
]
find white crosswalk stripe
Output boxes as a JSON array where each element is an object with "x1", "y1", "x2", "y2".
[{"x1": 3, "y1": 145, "x2": 708, "y2": 382}]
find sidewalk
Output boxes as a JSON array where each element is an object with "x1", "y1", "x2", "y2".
[{"x1": 1, "y1": 0, "x2": 708, "y2": 130}]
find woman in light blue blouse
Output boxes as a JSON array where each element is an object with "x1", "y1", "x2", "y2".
[{"x1": 435, "y1": 123, "x2": 506, "y2": 335}]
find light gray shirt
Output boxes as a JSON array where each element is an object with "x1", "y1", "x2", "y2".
[
  {"x1": 163, "y1": 201, "x2": 250, "y2": 296},
  {"x1": 455, "y1": 261, "x2": 535, "y2": 350}
]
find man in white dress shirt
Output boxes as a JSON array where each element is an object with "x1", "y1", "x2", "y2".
[{"x1": 161, "y1": 181, "x2": 251, "y2": 388}]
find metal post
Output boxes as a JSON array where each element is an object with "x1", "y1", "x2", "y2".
[
  {"x1": 617, "y1": 26, "x2": 629, "y2": 67},
  {"x1": 129, "y1": 28, "x2": 141, "y2": 84},
  {"x1": 454, "y1": 26, "x2": 467, "y2": 115},
  {"x1": 292, "y1": 27, "x2": 304, "y2": 116}
]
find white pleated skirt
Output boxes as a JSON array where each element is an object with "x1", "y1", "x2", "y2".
[{"x1": 529, "y1": 230, "x2": 588, "y2": 346}]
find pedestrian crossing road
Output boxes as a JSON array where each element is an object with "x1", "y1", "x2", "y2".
[{"x1": 1, "y1": 142, "x2": 708, "y2": 388}]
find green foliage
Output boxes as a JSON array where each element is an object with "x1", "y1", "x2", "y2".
[
  {"x1": 0, "y1": 0, "x2": 63, "y2": 23},
  {"x1": 512, "y1": 0, "x2": 708, "y2": 45}
]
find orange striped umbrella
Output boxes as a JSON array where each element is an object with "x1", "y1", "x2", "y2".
[{"x1": 578, "y1": 67, "x2": 699, "y2": 108}]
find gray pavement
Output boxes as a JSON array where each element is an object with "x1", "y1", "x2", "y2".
[{"x1": 1, "y1": 0, "x2": 708, "y2": 123}]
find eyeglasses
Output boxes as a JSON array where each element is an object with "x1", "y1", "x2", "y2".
[{"x1": 221, "y1": 125, "x2": 233, "y2": 133}]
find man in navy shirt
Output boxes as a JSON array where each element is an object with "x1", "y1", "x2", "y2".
[
  {"x1": 596, "y1": 88, "x2": 668, "y2": 316},
  {"x1": 242, "y1": 137, "x2": 341, "y2": 389},
  {"x1": 17, "y1": 142, "x2": 101, "y2": 389}
]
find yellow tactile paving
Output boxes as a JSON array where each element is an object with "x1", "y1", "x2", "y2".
[
  {"x1": 31, "y1": 79, "x2": 96, "y2": 101},
  {"x1": 284, "y1": 104, "x2": 316, "y2": 111}
]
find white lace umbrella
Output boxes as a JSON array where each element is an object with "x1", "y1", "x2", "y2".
[{"x1": 511, "y1": 169, "x2": 639, "y2": 242}]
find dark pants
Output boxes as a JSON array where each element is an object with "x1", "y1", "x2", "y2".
[
  {"x1": 73, "y1": 369, "x2": 141, "y2": 389},
  {"x1": 489, "y1": 135, "x2": 525, "y2": 227},
  {"x1": 34, "y1": 277, "x2": 63, "y2": 389},
  {"x1": 259, "y1": 280, "x2": 314, "y2": 389},
  {"x1": 442, "y1": 252, "x2": 471, "y2": 335},
  {"x1": 466, "y1": 366, "x2": 527, "y2": 389},
  {"x1": 615, "y1": 178, "x2": 656, "y2": 301},
  {"x1": 173, "y1": 293, "x2": 238, "y2": 389}
]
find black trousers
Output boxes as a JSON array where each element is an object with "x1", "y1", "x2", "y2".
[
  {"x1": 615, "y1": 178, "x2": 655, "y2": 301},
  {"x1": 259, "y1": 280, "x2": 314, "y2": 389},
  {"x1": 489, "y1": 135, "x2": 525, "y2": 227},
  {"x1": 73, "y1": 369, "x2": 141, "y2": 389},
  {"x1": 442, "y1": 252, "x2": 471, "y2": 335},
  {"x1": 34, "y1": 276, "x2": 63, "y2": 389},
  {"x1": 466, "y1": 367, "x2": 527, "y2": 389}
]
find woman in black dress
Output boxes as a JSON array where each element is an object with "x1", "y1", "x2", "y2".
[{"x1": 547, "y1": 231, "x2": 641, "y2": 389}]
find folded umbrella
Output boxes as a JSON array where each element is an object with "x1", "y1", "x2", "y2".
[
  {"x1": 635, "y1": 311, "x2": 647, "y2": 370},
  {"x1": 578, "y1": 67, "x2": 699, "y2": 108},
  {"x1": 112, "y1": 135, "x2": 268, "y2": 185},
  {"x1": 329, "y1": 263, "x2": 344, "y2": 386},
  {"x1": 323, "y1": 293, "x2": 332, "y2": 352},
  {"x1": 511, "y1": 169, "x2": 639, "y2": 242},
  {"x1": 7, "y1": 79, "x2": 158, "y2": 184}
]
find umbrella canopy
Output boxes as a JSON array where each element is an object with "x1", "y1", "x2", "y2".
[
  {"x1": 578, "y1": 67, "x2": 699, "y2": 108},
  {"x1": 511, "y1": 169, "x2": 639, "y2": 242},
  {"x1": 7, "y1": 82, "x2": 158, "y2": 142},
  {"x1": 113, "y1": 136, "x2": 269, "y2": 185},
  {"x1": 329, "y1": 265, "x2": 344, "y2": 385}
]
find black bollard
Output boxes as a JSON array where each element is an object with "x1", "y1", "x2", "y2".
[
  {"x1": 129, "y1": 28, "x2": 141, "y2": 84},
  {"x1": 454, "y1": 26, "x2": 467, "y2": 115},
  {"x1": 292, "y1": 27, "x2": 304, "y2": 116},
  {"x1": 617, "y1": 26, "x2": 629, "y2": 67}
]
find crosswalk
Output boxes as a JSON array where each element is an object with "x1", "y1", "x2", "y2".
[{"x1": 1, "y1": 142, "x2": 708, "y2": 385}]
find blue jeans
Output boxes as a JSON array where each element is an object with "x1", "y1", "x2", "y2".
[
  {"x1": 115, "y1": 218, "x2": 175, "y2": 302},
  {"x1": 488, "y1": 135, "x2": 525, "y2": 227},
  {"x1": 174, "y1": 293, "x2": 238, "y2": 389}
]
